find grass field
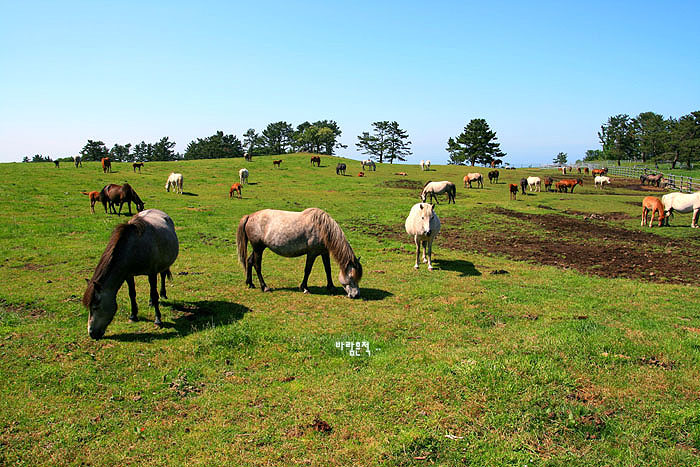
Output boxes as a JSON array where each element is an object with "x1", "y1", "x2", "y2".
[{"x1": 1, "y1": 154, "x2": 699, "y2": 465}]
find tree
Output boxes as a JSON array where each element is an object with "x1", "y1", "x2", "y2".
[
  {"x1": 293, "y1": 120, "x2": 344, "y2": 155},
  {"x1": 151, "y1": 137, "x2": 179, "y2": 161},
  {"x1": 80, "y1": 140, "x2": 109, "y2": 161},
  {"x1": 355, "y1": 121, "x2": 391, "y2": 163},
  {"x1": 184, "y1": 131, "x2": 243, "y2": 159},
  {"x1": 668, "y1": 111, "x2": 700, "y2": 169},
  {"x1": 132, "y1": 141, "x2": 153, "y2": 162},
  {"x1": 446, "y1": 118, "x2": 505, "y2": 166},
  {"x1": 261, "y1": 121, "x2": 293, "y2": 155},
  {"x1": 634, "y1": 112, "x2": 667, "y2": 163},
  {"x1": 30, "y1": 154, "x2": 51, "y2": 162},
  {"x1": 553, "y1": 152, "x2": 568, "y2": 165},
  {"x1": 583, "y1": 149, "x2": 604, "y2": 161},
  {"x1": 109, "y1": 143, "x2": 132, "y2": 162},
  {"x1": 243, "y1": 129, "x2": 262, "y2": 156},
  {"x1": 598, "y1": 114, "x2": 639, "y2": 165},
  {"x1": 384, "y1": 121, "x2": 411, "y2": 164},
  {"x1": 22, "y1": 156, "x2": 30, "y2": 163}
]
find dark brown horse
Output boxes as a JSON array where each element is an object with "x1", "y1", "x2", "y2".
[
  {"x1": 520, "y1": 178, "x2": 528, "y2": 194},
  {"x1": 101, "y1": 157, "x2": 112, "y2": 173},
  {"x1": 100, "y1": 183, "x2": 145, "y2": 215},
  {"x1": 54, "y1": 160, "x2": 60, "y2": 168},
  {"x1": 557, "y1": 178, "x2": 583, "y2": 193},
  {"x1": 543, "y1": 176, "x2": 553, "y2": 192},
  {"x1": 310, "y1": 156, "x2": 321, "y2": 167},
  {"x1": 133, "y1": 162, "x2": 144, "y2": 173},
  {"x1": 273, "y1": 159, "x2": 282, "y2": 168},
  {"x1": 488, "y1": 170, "x2": 499, "y2": 183},
  {"x1": 509, "y1": 183, "x2": 518, "y2": 200}
]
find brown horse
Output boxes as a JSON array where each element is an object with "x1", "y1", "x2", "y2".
[
  {"x1": 229, "y1": 183, "x2": 242, "y2": 199},
  {"x1": 133, "y1": 162, "x2": 144, "y2": 173},
  {"x1": 358, "y1": 172, "x2": 364, "y2": 177},
  {"x1": 584, "y1": 167, "x2": 589, "y2": 174},
  {"x1": 557, "y1": 178, "x2": 583, "y2": 193},
  {"x1": 310, "y1": 156, "x2": 321, "y2": 167},
  {"x1": 591, "y1": 168, "x2": 607, "y2": 177},
  {"x1": 100, "y1": 183, "x2": 145, "y2": 215},
  {"x1": 273, "y1": 159, "x2": 282, "y2": 168},
  {"x1": 82, "y1": 191, "x2": 100, "y2": 213},
  {"x1": 509, "y1": 183, "x2": 518, "y2": 200},
  {"x1": 101, "y1": 157, "x2": 112, "y2": 173},
  {"x1": 543, "y1": 176, "x2": 553, "y2": 192},
  {"x1": 641, "y1": 196, "x2": 665, "y2": 227},
  {"x1": 646, "y1": 173, "x2": 664, "y2": 187}
]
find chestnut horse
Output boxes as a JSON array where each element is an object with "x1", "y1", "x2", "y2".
[
  {"x1": 229, "y1": 183, "x2": 242, "y2": 199},
  {"x1": 591, "y1": 168, "x2": 607, "y2": 177},
  {"x1": 509, "y1": 184, "x2": 518, "y2": 200},
  {"x1": 101, "y1": 157, "x2": 112, "y2": 173},
  {"x1": 310, "y1": 156, "x2": 321, "y2": 167},
  {"x1": 82, "y1": 191, "x2": 100, "y2": 213},
  {"x1": 273, "y1": 159, "x2": 282, "y2": 168},
  {"x1": 557, "y1": 178, "x2": 583, "y2": 193},
  {"x1": 641, "y1": 196, "x2": 665, "y2": 227},
  {"x1": 100, "y1": 183, "x2": 145, "y2": 215}
]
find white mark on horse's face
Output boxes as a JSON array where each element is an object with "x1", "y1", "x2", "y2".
[{"x1": 339, "y1": 262, "x2": 361, "y2": 299}]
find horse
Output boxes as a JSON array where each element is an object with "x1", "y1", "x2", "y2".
[
  {"x1": 239, "y1": 168, "x2": 249, "y2": 185},
  {"x1": 310, "y1": 156, "x2": 321, "y2": 167},
  {"x1": 424, "y1": 160, "x2": 431, "y2": 171},
  {"x1": 509, "y1": 184, "x2": 518, "y2": 200},
  {"x1": 641, "y1": 196, "x2": 665, "y2": 227},
  {"x1": 527, "y1": 176, "x2": 541, "y2": 192},
  {"x1": 488, "y1": 170, "x2": 499, "y2": 184},
  {"x1": 491, "y1": 159, "x2": 502, "y2": 168},
  {"x1": 405, "y1": 203, "x2": 441, "y2": 270},
  {"x1": 594, "y1": 176, "x2": 611, "y2": 189},
  {"x1": 464, "y1": 173, "x2": 483, "y2": 188},
  {"x1": 244, "y1": 152, "x2": 252, "y2": 162},
  {"x1": 74, "y1": 156, "x2": 82, "y2": 167},
  {"x1": 362, "y1": 159, "x2": 376, "y2": 171},
  {"x1": 543, "y1": 177, "x2": 553, "y2": 192},
  {"x1": 555, "y1": 181, "x2": 568, "y2": 193},
  {"x1": 165, "y1": 173, "x2": 183, "y2": 194},
  {"x1": 273, "y1": 160, "x2": 282, "y2": 168},
  {"x1": 236, "y1": 208, "x2": 362, "y2": 298},
  {"x1": 358, "y1": 172, "x2": 364, "y2": 177},
  {"x1": 229, "y1": 183, "x2": 242, "y2": 199},
  {"x1": 584, "y1": 167, "x2": 589, "y2": 175},
  {"x1": 591, "y1": 168, "x2": 607, "y2": 177},
  {"x1": 395, "y1": 172, "x2": 407, "y2": 176},
  {"x1": 421, "y1": 181, "x2": 456, "y2": 204},
  {"x1": 81, "y1": 191, "x2": 100, "y2": 213},
  {"x1": 336, "y1": 163, "x2": 346, "y2": 175},
  {"x1": 577, "y1": 167, "x2": 582, "y2": 174},
  {"x1": 100, "y1": 183, "x2": 145, "y2": 215},
  {"x1": 133, "y1": 162, "x2": 144, "y2": 173},
  {"x1": 520, "y1": 178, "x2": 528, "y2": 194},
  {"x1": 560, "y1": 167, "x2": 567, "y2": 175},
  {"x1": 557, "y1": 179, "x2": 583, "y2": 193},
  {"x1": 662, "y1": 191, "x2": 700, "y2": 228},
  {"x1": 101, "y1": 157, "x2": 112, "y2": 173},
  {"x1": 646, "y1": 173, "x2": 664, "y2": 187},
  {"x1": 640, "y1": 174, "x2": 649, "y2": 185},
  {"x1": 83, "y1": 209, "x2": 179, "y2": 339},
  {"x1": 54, "y1": 160, "x2": 59, "y2": 168}
]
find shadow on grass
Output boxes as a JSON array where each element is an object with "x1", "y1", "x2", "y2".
[
  {"x1": 107, "y1": 300, "x2": 249, "y2": 342},
  {"x1": 182, "y1": 192, "x2": 198, "y2": 196},
  {"x1": 433, "y1": 259, "x2": 481, "y2": 277},
  {"x1": 247, "y1": 182, "x2": 259, "y2": 185},
  {"x1": 271, "y1": 286, "x2": 393, "y2": 301}
]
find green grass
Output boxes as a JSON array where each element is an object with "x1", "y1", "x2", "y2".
[{"x1": 1, "y1": 155, "x2": 699, "y2": 465}]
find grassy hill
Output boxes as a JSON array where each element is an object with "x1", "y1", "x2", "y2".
[{"x1": 1, "y1": 154, "x2": 699, "y2": 465}]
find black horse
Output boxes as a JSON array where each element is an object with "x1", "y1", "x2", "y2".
[
  {"x1": 336, "y1": 163, "x2": 346, "y2": 175},
  {"x1": 520, "y1": 178, "x2": 528, "y2": 194},
  {"x1": 488, "y1": 170, "x2": 499, "y2": 183}
]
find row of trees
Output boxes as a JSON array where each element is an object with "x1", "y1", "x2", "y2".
[
  {"x1": 587, "y1": 111, "x2": 700, "y2": 168},
  {"x1": 356, "y1": 121, "x2": 412, "y2": 164}
]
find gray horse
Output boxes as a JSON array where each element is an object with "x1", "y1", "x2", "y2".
[
  {"x1": 237, "y1": 208, "x2": 362, "y2": 298},
  {"x1": 83, "y1": 209, "x2": 179, "y2": 339}
]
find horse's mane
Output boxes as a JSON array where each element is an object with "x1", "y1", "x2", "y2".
[
  {"x1": 82, "y1": 217, "x2": 147, "y2": 308},
  {"x1": 306, "y1": 208, "x2": 362, "y2": 280},
  {"x1": 422, "y1": 180, "x2": 432, "y2": 189}
]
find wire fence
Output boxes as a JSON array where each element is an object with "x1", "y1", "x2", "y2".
[{"x1": 588, "y1": 164, "x2": 698, "y2": 193}]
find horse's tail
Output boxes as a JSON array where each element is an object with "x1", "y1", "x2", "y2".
[
  {"x1": 164, "y1": 268, "x2": 173, "y2": 281},
  {"x1": 81, "y1": 191, "x2": 90, "y2": 196},
  {"x1": 450, "y1": 183, "x2": 456, "y2": 200},
  {"x1": 236, "y1": 215, "x2": 249, "y2": 267}
]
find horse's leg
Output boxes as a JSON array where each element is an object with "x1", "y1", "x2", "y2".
[
  {"x1": 300, "y1": 253, "x2": 319, "y2": 293},
  {"x1": 426, "y1": 238, "x2": 434, "y2": 270},
  {"x1": 126, "y1": 276, "x2": 139, "y2": 322},
  {"x1": 414, "y1": 236, "x2": 421, "y2": 269},
  {"x1": 245, "y1": 253, "x2": 255, "y2": 288},
  {"x1": 641, "y1": 207, "x2": 647, "y2": 227},
  {"x1": 148, "y1": 273, "x2": 163, "y2": 326},
  {"x1": 693, "y1": 207, "x2": 699, "y2": 228},
  {"x1": 252, "y1": 247, "x2": 269, "y2": 292},
  {"x1": 160, "y1": 271, "x2": 168, "y2": 299},
  {"x1": 421, "y1": 239, "x2": 428, "y2": 263},
  {"x1": 321, "y1": 251, "x2": 334, "y2": 291}
]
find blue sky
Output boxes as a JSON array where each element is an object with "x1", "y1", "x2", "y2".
[{"x1": 1, "y1": 1, "x2": 698, "y2": 165}]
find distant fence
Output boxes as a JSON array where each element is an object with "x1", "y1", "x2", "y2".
[{"x1": 590, "y1": 164, "x2": 698, "y2": 193}]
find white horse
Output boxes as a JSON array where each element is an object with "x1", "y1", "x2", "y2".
[
  {"x1": 421, "y1": 181, "x2": 456, "y2": 204},
  {"x1": 527, "y1": 176, "x2": 541, "y2": 192},
  {"x1": 419, "y1": 160, "x2": 425, "y2": 170},
  {"x1": 662, "y1": 191, "x2": 700, "y2": 228},
  {"x1": 165, "y1": 173, "x2": 183, "y2": 194},
  {"x1": 405, "y1": 203, "x2": 441, "y2": 270},
  {"x1": 424, "y1": 160, "x2": 431, "y2": 171},
  {"x1": 594, "y1": 176, "x2": 611, "y2": 189},
  {"x1": 239, "y1": 168, "x2": 249, "y2": 185},
  {"x1": 362, "y1": 159, "x2": 376, "y2": 171}
]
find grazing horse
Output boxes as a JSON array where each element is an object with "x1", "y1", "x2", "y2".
[
  {"x1": 244, "y1": 152, "x2": 252, "y2": 162},
  {"x1": 421, "y1": 181, "x2": 456, "y2": 204},
  {"x1": 336, "y1": 163, "x2": 346, "y2": 175},
  {"x1": 83, "y1": 209, "x2": 179, "y2": 339},
  {"x1": 165, "y1": 173, "x2": 184, "y2": 194},
  {"x1": 405, "y1": 203, "x2": 441, "y2": 270},
  {"x1": 100, "y1": 183, "x2": 145, "y2": 215},
  {"x1": 133, "y1": 162, "x2": 144, "y2": 173},
  {"x1": 101, "y1": 157, "x2": 112, "y2": 173},
  {"x1": 229, "y1": 183, "x2": 242, "y2": 199},
  {"x1": 646, "y1": 173, "x2": 664, "y2": 187},
  {"x1": 74, "y1": 156, "x2": 82, "y2": 167},
  {"x1": 362, "y1": 159, "x2": 376, "y2": 171},
  {"x1": 640, "y1": 174, "x2": 649, "y2": 185},
  {"x1": 662, "y1": 191, "x2": 700, "y2": 228},
  {"x1": 591, "y1": 168, "x2": 607, "y2": 177},
  {"x1": 488, "y1": 170, "x2": 499, "y2": 183},
  {"x1": 237, "y1": 208, "x2": 363, "y2": 298},
  {"x1": 81, "y1": 191, "x2": 100, "y2": 213},
  {"x1": 641, "y1": 196, "x2": 665, "y2": 227},
  {"x1": 520, "y1": 178, "x2": 528, "y2": 195},
  {"x1": 358, "y1": 172, "x2": 364, "y2": 177},
  {"x1": 464, "y1": 173, "x2": 483, "y2": 188},
  {"x1": 53, "y1": 160, "x2": 60, "y2": 168},
  {"x1": 527, "y1": 176, "x2": 541, "y2": 192},
  {"x1": 544, "y1": 176, "x2": 553, "y2": 192},
  {"x1": 310, "y1": 156, "x2": 321, "y2": 167},
  {"x1": 420, "y1": 160, "x2": 431, "y2": 171},
  {"x1": 239, "y1": 168, "x2": 249, "y2": 185},
  {"x1": 557, "y1": 178, "x2": 583, "y2": 193},
  {"x1": 509, "y1": 184, "x2": 518, "y2": 200},
  {"x1": 273, "y1": 159, "x2": 282, "y2": 168},
  {"x1": 594, "y1": 176, "x2": 611, "y2": 188}
]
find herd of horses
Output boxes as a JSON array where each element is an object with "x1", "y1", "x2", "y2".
[{"x1": 69, "y1": 157, "x2": 698, "y2": 339}]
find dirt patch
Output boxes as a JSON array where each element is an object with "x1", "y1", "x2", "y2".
[
  {"x1": 562, "y1": 210, "x2": 635, "y2": 221},
  {"x1": 380, "y1": 179, "x2": 424, "y2": 190}
]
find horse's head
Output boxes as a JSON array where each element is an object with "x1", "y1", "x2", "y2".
[
  {"x1": 84, "y1": 280, "x2": 117, "y2": 340},
  {"x1": 339, "y1": 256, "x2": 363, "y2": 299}
]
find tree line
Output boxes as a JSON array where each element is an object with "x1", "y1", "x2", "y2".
[{"x1": 586, "y1": 110, "x2": 700, "y2": 169}]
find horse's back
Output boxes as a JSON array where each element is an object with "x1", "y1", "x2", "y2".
[
  {"x1": 130, "y1": 209, "x2": 179, "y2": 270},
  {"x1": 246, "y1": 208, "x2": 325, "y2": 257}
]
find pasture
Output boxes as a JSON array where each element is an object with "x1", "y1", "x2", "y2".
[{"x1": 1, "y1": 155, "x2": 700, "y2": 465}]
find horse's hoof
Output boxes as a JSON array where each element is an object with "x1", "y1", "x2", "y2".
[
  {"x1": 154, "y1": 320, "x2": 162, "y2": 327},
  {"x1": 303, "y1": 289, "x2": 309, "y2": 294},
  {"x1": 428, "y1": 266, "x2": 434, "y2": 271},
  {"x1": 263, "y1": 287, "x2": 272, "y2": 292},
  {"x1": 129, "y1": 316, "x2": 138, "y2": 323},
  {"x1": 246, "y1": 283, "x2": 255, "y2": 289},
  {"x1": 160, "y1": 293, "x2": 168, "y2": 299},
  {"x1": 414, "y1": 265, "x2": 419, "y2": 269}
]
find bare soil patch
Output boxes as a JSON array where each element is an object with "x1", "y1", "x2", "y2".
[{"x1": 380, "y1": 179, "x2": 424, "y2": 190}]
